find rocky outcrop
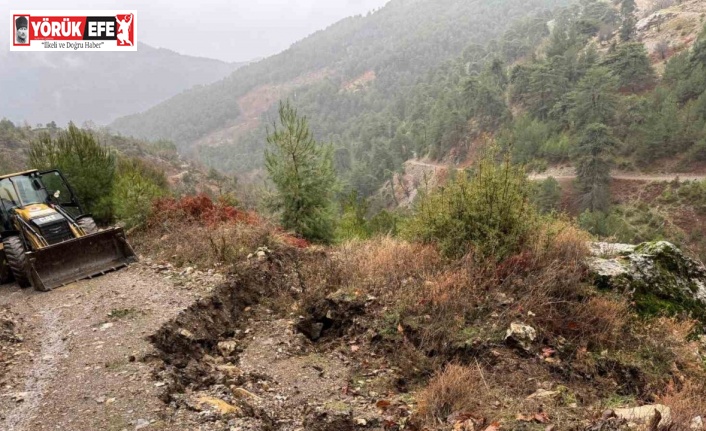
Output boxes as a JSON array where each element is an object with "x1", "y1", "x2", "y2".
[
  {"x1": 587, "y1": 241, "x2": 706, "y2": 319},
  {"x1": 636, "y1": 11, "x2": 676, "y2": 32}
]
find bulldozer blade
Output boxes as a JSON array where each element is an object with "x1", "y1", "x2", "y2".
[{"x1": 25, "y1": 228, "x2": 137, "y2": 291}]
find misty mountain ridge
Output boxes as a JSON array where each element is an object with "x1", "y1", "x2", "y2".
[
  {"x1": 111, "y1": 0, "x2": 571, "y2": 169},
  {"x1": 0, "y1": 43, "x2": 248, "y2": 126}
]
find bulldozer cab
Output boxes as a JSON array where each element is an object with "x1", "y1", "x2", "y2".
[
  {"x1": 0, "y1": 170, "x2": 83, "y2": 229},
  {"x1": 0, "y1": 169, "x2": 137, "y2": 291},
  {"x1": 0, "y1": 172, "x2": 49, "y2": 230},
  {"x1": 36, "y1": 170, "x2": 83, "y2": 218}
]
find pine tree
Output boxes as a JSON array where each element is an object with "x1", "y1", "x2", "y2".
[
  {"x1": 29, "y1": 123, "x2": 116, "y2": 221},
  {"x1": 265, "y1": 101, "x2": 337, "y2": 243},
  {"x1": 620, "y1": 0, "x2": 637, "y2": 41},
  {"x1": 574, "y1": 123, "x2": 616, "y2": 212},
  {"x1": 603, "y1": 43, "x2": 655, "y2": 92},
  {"x1": 568, "y1": 66, "x2": 619, "y2": 130}
]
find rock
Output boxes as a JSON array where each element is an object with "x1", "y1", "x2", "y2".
[
  {"x1": 692, "y1": 416, "x2": 704, "y2": 430},
  {"x1": 504, "y1": 322, "x2": 537, "y2": 352},
  {"x1": 526, "y1": 389, "x2": 559, "y2": 400},
  {"x1": 590, "y1": 243, "x2": 636, "y2": 257},
  {"x1": 134, "y1": 418, "x2": 150, "y2": 430},
  {"x1": 11, "y1": 392, "x2": 27, "y2": 402},
  {"x1": 588, "y1": 257, "x2": 630, "y2": 280},
  {"x1": 231, "y1": 387, "x2": 261, "y2": 401},
  {"x1": 587, "y1": 241, "x2": 706, "y2": 318},
  {"x1": 196, "y1": 396, "x2": 242, "y2": 417},
  {"x1": 217, "y1": 340, "x2": 238, "y2": 356},
  {"x1": 178, "y1": 328, "x2": 195, "y2": 340},
  {"x1": 215, "y1": 364, "x2": 242, "y2": 378},
  {"x1": 297, "y1": 321, "x2": 324, "y2": 341},
  {"x1": 248, "y1": 246, "x2": 272, "y2": 261},
  {"x1": 636, "y1": 12, "x2": 676, "y2": 32},
  {"x1": 614, "y1": 404, "x2": 670, "y2": 427},
  {"x1": 602, "y1": 409, "x2": 616, "y2": 420}
]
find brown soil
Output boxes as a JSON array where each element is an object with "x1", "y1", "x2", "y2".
[
  {"x1": 194, "y1": 69, "x2": 331, "y2": 149},
  {"x1": 342, "y1": 70, "x2": 376, "y2": 93},
  {"x1": 0, "y1": 261, "x2": 221, "y2": 431},
  {"x1": 148, "y1": 256, "x2": 396, "y2": 431}
]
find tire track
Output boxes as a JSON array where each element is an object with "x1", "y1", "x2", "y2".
[{"x1": 3, "y1": 307, "x2": 65, "y2": 431}]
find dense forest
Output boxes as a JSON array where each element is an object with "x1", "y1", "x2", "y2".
[
  {"x1": 111, "y1": 0, "x2": 572, "y2": 183},
  {"x1": 112, "y1": 0, "x2": 706, "y2": 208},
  {"x1": 109, "y1": 0, "x2": 706, "y2": 256}
]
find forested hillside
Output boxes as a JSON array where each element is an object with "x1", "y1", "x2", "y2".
[
  {"x1": 0, "y1": 119, "x2": 234, "y2": 202},
  {"x1": 111, "y1": 0, "x2": 571, "y2": 189}
]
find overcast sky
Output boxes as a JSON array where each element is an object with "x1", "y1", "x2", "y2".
[{"x1": 5, "y1": 0, "x2": 390, "y2": 62}]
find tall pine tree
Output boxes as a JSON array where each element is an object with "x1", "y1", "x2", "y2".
[
  {"x1": 265, "y1": 101, "x2": 337, "y2": 243},
  {"x1": 574, "y1": 123, "x2": 616, "y2": 212}
]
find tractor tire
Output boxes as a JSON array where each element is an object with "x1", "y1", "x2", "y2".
[
  {"x1": 77, "y1": 216, "x2": 98, "y2": 234},
  {"x1": 2, "y1": 236, "x2": 30, "y2": 288},
  {"x1": 0, "y1": 249, "x2": 13, "y2": 284}
]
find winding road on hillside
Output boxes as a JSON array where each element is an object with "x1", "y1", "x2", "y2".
[{"x1": 404, "y1": 160, "x2": 706, "y2": 182}]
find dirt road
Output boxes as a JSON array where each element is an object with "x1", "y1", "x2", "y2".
[
  {"x1": 527, "y1": 167, "x2": 706, "y2": 182},
  {"x1": 0, "y1": 262, "x2": 221, "y2": 431},
  {"x1": 404, "y1": 160, "x2": 706, "y2": 182}
]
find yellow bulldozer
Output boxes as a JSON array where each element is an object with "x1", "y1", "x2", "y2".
[{"x1": 0, "y1": 169, "x2": 136, "y2": 291}]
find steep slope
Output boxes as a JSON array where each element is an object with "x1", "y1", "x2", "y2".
[
  {"x1": 111, "y1": 0, "x2": 571, "y2": 170},
  {"x1": 0, "y1": 120, "x2": 227, "y2": 197},
  {"x1": 0, "y1": 44, "x2": 246, "y2": 126}
]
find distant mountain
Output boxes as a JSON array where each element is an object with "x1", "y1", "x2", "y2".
[
  {"x1": 110, "y1": 0, "x2": 571, "y2": 176},
  {"x1": 0, "y1": 44, "x2": 247, "y2": 126}
]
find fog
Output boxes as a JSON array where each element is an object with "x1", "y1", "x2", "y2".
[{"x1": 3, "y1": 0, "x2": 390, "y2": 62}]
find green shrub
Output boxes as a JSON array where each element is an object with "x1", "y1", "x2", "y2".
[
  {"x1": 112, "y1": 157, "x2": 168, "y2": 229},
  {"x1": 540, "y1": 133, "x2": 572, "y2": 162},
  {"x1": 532, "y1": 176, "x2": 562, "y2": 214},
  {"x1": 336, "y1": 191, "x2": 370, "y2": 242},
  {"x1": 29, "y1": 123, "x2": 115, "y2": 222},
  {"x1": 666, "y1": 180, "x2": 706, "y2": 214},
  {"x1": 368, "y1": 210, "x2": 401, "y2": 236},
  {"x1": 403, "y1": 147, "x2": 536, "y2": 260}
]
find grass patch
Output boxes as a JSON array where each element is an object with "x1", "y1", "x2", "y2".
[{"x1": 108, "y1": 308, "x2": 141, "y2": 320}]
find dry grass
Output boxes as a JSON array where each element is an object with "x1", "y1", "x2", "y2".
[
  {"x1": 416, "y1": 364, "x2": 491, "y2": 425},
  {"x1": 322, "y1": 219, "x2": 632, "y2": 361},
  {"x1": 334, "y1": 236, "x2": 441, "y2": 294},
  {"x1": 132, "y1": 217, "x2": 279, "y2": 269},
  {"x1": 500, "y1": 220, "x2": 631, "y2": 351},
  {"x1": 658, "y1": 381, "x2": 706, "y2": 431},
  {"x1": 637, "y1": 318, "x2": 704, "y2": 381},
  {"x1": 130, "y1": 193, "x2": 314, "y2": 270},
  {"x1": 135, "y1": 199, "x2": 706, "y2": 430}
]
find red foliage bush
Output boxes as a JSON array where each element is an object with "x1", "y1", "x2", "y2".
[
  {"x1": 149, "y1": 194, "x2": 259, "y2": 227},
  {"x1": 279, "y1": 234, "x2": 310, "y2": 249},
  {"x1": 148, "y1": 194, "x2": 310, "y2": 248}
]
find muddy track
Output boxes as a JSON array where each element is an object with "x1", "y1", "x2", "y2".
[{"x1": 0, "y1": 262, "x2": 219, "y2": 431}]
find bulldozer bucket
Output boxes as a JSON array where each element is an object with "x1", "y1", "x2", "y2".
[{"x1": 25, "y1": 227, "x2": 137, "y2": 291}]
